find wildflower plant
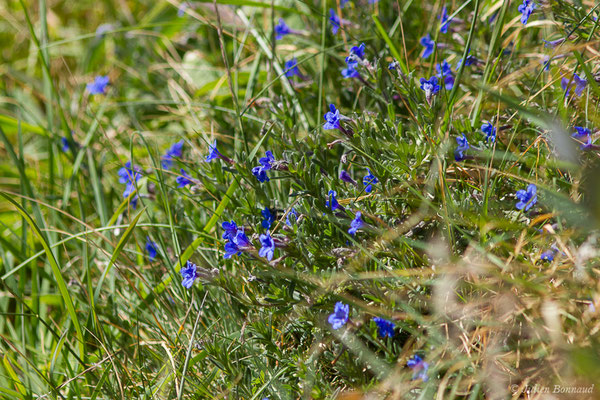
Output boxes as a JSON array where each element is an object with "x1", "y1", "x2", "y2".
[{"x1": 3, "y1": 0, "x2": 600, "y2": 398}]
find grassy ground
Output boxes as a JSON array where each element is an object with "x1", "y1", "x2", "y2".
[{"x1": 1, "y1": 0, "x2": 600, "y2": 398}]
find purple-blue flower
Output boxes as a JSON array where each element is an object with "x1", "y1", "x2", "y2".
[
  {"x1": 205, "y1": 140, "x2": 222, "y2": 162},
  {"x1": 325, "y1": 190, "x2": 343, "y2": 211},
  {"x1": 284, "y1": 58, "x2": 301, "y2": 78},
  {"x1": 118, "y1": 161, "x2": 140, "y2": 184},
  {"x1": 573, "y1": 126, "x2": 591, "y2": 138},
  {"x1": 581, "y1": 136, "x2": 596, "y2": 150},
  {"x1": 349, "y1": 43, "x2": 365, "y2": 59},
  {"x1": 420, "y1": 76, "x2": 440, "y2": 103},
  {"x1": 146, "y1": 237, "x2": 158, "y2": 261},
  {"x1": 328, "y1": 301, "x2": 349, "y2": 329},
  {"x1": 373, "y1": 317, "x2": 395, "y2": 338},
  {"x1": 420, "y1": 34, "x2": 435, "y2": 59},
  {"x1": 329, "y1": 9, "x2": 340, "y2": 35},
  {"x1": 341, "y1": 61, "x2": 360, "y2": 79},
  {"x1": 518, "y1": 0, "x2": 535, "y2": 25},
  {"x1": 363, "y1": 169, "x2": 378, "y2": 193},
  {"x1": 61, "y1": 137, "x2": 70, "y2": 152},
  {"x1": 176, "y1": 169, "x2": 193, "y2": 188},
  {"x1": 440, "y1": 6, "x2": 452, "y2": 33},
  {"x1": 515, "y1": 183, "x2": 537, "y2": 211},
  {"x1": 541, "y1": 248, "x2": 557, "y2": 262},
  {"x1": 561, "y1": 73, "x2": 587, "y2": 97},
  {"x1": 407, "y1": 354, "x2": 429, "y2": 382},
  {"x1": 388, "y1": 61, "x2": 399, "y2": 71},
  {"x1": 286, "y1": 208, "x2": 298, "y2": 226},
  {"x1": 161, "y1": 140, "x2": 184, "y2": 169},
  {"x1": 436, "y1": 60, "x2": 454, "y2": 90},
  {"x1": 119, "y1": 161, "x2": 141, "y2": 205},
  {"x1": 261, "y1": 207, "x2": 274, "y2": 229},
  {"x1": 252, "y1": 151, "x2": 275, "y2": 183},
  {"x1": 481, "y1": 122, "x2": 497, "y2": 143},
  {"x1": 259, "y1": 232, "x2": 275, "y2": 261},
  {"x1": 86, "y1": 75, "x2": 109, "y2": 95},
  {"x1": 456, "y1": 54, "x2": 477, "y2": 69},
  {"x1": 275, "y1": 19, "x2": 292, "y2": 40},
  {"x1": 224, "y1": 230, "x2": 251, "y2": 259},
  {"x1": 543, "y1": 38, "x2": 565, "y2": 48},
  {"x1": 181, "y1": 260, "x2": 198, "y2": 288},
  {"x1": 454, "y1": 134, "x2": 470, "y2": 161},
  {"x1": 323, "y1": 104, "x2": 342, "y2": 130},
  {"x1": 222, "y1": 220, "x2": 239, "y2": 241},
  {"x1": 348, "y1": 211, "x2": 364, "y2": 236},
  {"x1": 339, "y1": 170, "x2": 357, "y2": 185}
]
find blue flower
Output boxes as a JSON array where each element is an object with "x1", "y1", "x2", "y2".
[
  {"x1": 86, "y1": 75, "x2": 109, "y2": 95},
  {"x1": 123, "y1": 180, "x2": 136, "y2": 198},
  {"x1": 176, "y1": 169, "x2": 193, "y2": 188},
  {"x1": 388, "y1": 61, "x2": 399, "y2": 71},
  {"x1": 161, "y1": 140, "x2": 184, "y2": 170},
  {"x1": 420, "y1": 76, "x2": 440, "y2": 103},
  {"x1": 325, "y1": 190, "x2": 343, "y2": 211},
  {"x1": 329, "y1": 9, "x2": 341, "y2": 35},
  {"x1": 481, "y1": 122, "x2": 497, "y2": 143},
  {"x1": 573, "y1": 74, "x2": 587, "y2": 96},
  {"x1": 119, "y1": 161, "x2": 142, "y2": 204},
  {"x1": 349, "y1": 43, "x2": 365, "y2": 59},
  {"x1": 363, "y1": 169, "x2": 378, "y2": 193},
  {"x1": 456, "y1": 54, "x2": 477, "y2": 69},
  {"x1": 259, "y1": 151, "x2": 275, "y2": 169},
  {"x1": 323, "y1": 104, "x2": 342, "y2": 130},
  {"x1": 286, "y1": 208, "x2": 298, "y2": 226},
  {"x1": 572, "y1": 126, "x2": 591, "y2": 138},
  {"x1": 562, "y1": 73, "x2": 587, "y2": 97},
  {"x1": 224, "y1": 230, "x2": 251, "y2": 259},
  {"x1": 518, "y1": 0, "x2": 535, "y2": 25},
  {"x1": 436, "y1": 60, "x2": 454, "y2": 90},
  {"x1": 454, "y1": 134, "x2": 470, "y2": 161},
  {"x1": 275, "y1": 19, "x2": 292, "y2": 40},
  {"x1": 205, "y1": 140, "x2": 222, "y2": 162},
  {"x1": 440, "y1": 6, "x2": 452, "y2": 33},
  {"x1": 341, "y1": 61, "x2": 360, "y2": 79},
  {"x1": 372, "y1": 317, "x2": 395, "y2": 338},
  {"x1": 541, "y1": 56, "x2": 551, "y2": 71},
  {"x1": 581, "y1": 136, "x2": 596, "y2": 150},
  {"x1": 181, "y1": 260, "x2": 198, "y2": 288},
  {"x1": 224, "y1": 241, "x2": 242, "y2": 259},
  {"x1": 284, "y1": 58, "x2": 301, "y2": 78},
  {"x1": 420, "y1": 34, "x2": 435, "y2": 59},
  {"x1": 145, "y1": 237, "x2": 158, "y2": 261},
  {"x1": 562, "y1": 74, "x2": 587, "y2": 97},
  {"x1": 252, "y1": 151, "x2": 275, "y2": 183},
  {"x1": 543, "y1": 38, "x2": 565, "y2": 48},
  {"x1": 259, "y1": 232, "x2": 275, "y2": 261},
  {"x1": 339, "y1": 170, "x2": 357, "y2": 185},
  {"x1": 407, "y1": 354, "x2": 429, "y2": 382},
  {"x1": 348, "y1": 211, "x2": 364, "y2": 236},
  {"x1": 261, "y1": 207, "x2": 274, "y2": 229},
  {"x1": 60, "y1": 137, "x2": 73, "y2": 152},
  {"x1": 515, "y1": 183, "x2": 537, "y2": 211},
  {"x1": 328, "y1": 301, "x2": 349, "y2": 330},
  {"x1": 252, "y1": 166, "x2": 269, "y2": 182},
  {"x1": 118, "y1": 161, "x2": 140, "y2": 184},
  {"x1": 541, "y1": 248, "x2": 557, "y2": 262},
  {"x1": 222, "y1": 220, "x2": 239, "y2": 241}
]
